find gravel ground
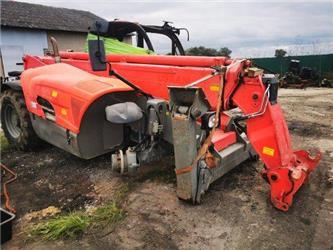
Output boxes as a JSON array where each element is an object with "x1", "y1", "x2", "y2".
[{"x1": 1, "y1": 87, "x2": 332, "y2": 250}]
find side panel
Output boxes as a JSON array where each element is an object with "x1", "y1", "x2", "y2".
[
  {"x1": 31, "y1": 114, "x2": 81, "y2": 157},
  {"x1": 77, "y1": 92, "x2": 133, "y2": 158},
  {"x1": 21, "y1": 63, "x2": 132, "y2": 133},
  {"x1": 31, "y1": 92, "x2": 144, "y2": 159}
]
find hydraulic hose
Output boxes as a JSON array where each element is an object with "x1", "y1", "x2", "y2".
[{"x1": 0, "y1": 163, "x2": 17, "y2": 214}]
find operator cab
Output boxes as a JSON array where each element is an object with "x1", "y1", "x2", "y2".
[{"x1": 89, "y1": 20, "x2": 189, "y2": 56}]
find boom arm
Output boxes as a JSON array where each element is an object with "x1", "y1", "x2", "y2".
[
  {"x1": 228, "y1": 62, "x2": 321, "y2": 211},
  {"x1": 170, "y1": 60, "x2": 321, "y2": 211}
]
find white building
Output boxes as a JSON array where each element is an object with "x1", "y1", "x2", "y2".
[{"x1": 0, "y1": 1, "x2": 104, "y2": 78}]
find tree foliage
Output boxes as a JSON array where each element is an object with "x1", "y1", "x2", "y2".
[
  {"x1": 219, "y1": 47, "x2": 232, "y2": 57},
  {"x1": 275, "y1": 49, "x2": 287, "y2": 58},
  {"x1": 186, "y1": 46, "x2": 232, "y2": 57}
]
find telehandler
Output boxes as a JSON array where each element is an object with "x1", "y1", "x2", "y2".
[{"x1": 1, "y1": 20, "x2": 321, "y2": 211}]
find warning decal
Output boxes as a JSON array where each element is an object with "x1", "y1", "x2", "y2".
[{"x1": 262, "y1": 146, "x2": 275, "y2": 156}]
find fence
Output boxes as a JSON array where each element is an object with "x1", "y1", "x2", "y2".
[{"x1": 252, "y1": 54, "x2": 333, "y2": 78}]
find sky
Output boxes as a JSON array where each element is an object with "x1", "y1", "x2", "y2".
[{"x1": 17, "y1": 0, "x2": 333, "y2": 57}]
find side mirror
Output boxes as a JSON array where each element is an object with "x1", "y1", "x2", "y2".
[{"x1": 88, "y1": 39, "x2": 107, "y2": 71}]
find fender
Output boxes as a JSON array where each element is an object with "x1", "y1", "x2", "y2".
[{"x1": 21, "y1": 63, "x2": 132, "y2": 134}]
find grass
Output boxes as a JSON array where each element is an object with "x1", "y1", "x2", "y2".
[
  {"x1": 30, "y1": 185, "x2": 129, "y2": 240},
  {"x1": 90, "y1": 183, "x2": 128, "y2": 229},
  {"x1": 31, "y1": 212, "x2": 90, "y2": 240},
  {"x1": 0, "y1": 132, "x2": 11, "y2": 152},
  {"x1": 93, "y1": 201, "x2": 124, "y2": 225},
  {"x1": 29, "y1": 169, "x2": 135, "y2": 241}
]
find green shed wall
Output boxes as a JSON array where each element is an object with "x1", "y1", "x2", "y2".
[{"x1": 252, "y1": 54, "x2": 333, "y2": 79}]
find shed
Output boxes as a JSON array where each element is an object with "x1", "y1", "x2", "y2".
[{"x1": 0, "y1": 0, "x2": 105, "y2": 76}]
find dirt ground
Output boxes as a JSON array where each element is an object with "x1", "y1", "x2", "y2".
[{"x1": 2, "y1": 88, "x2": 333, "y2": 250}]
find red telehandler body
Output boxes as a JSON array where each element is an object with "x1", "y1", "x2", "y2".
[{"x1": 0, "y1": 20, "x2": 321, "y2": 211}]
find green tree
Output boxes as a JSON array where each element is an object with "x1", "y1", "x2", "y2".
[
  {"x1": 218, "y1": 47, "x2": 232, "y2": 57},
  {"x1": 186, "y1": 46, "x2": 232, "y2": 57},
  {"x1": 275, "y1": 49, "x2": 287, "y2": 58},
  {"x1": 186, "y1": 46, "x2": 217, "y2": 56}
]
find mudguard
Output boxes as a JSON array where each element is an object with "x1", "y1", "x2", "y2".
[{"x1": 21, "y1": 63, "x2": 132, "y2": 133}]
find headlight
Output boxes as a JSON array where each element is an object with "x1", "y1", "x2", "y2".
[
  {"x1": 201, "y1": 112, "x2": 217, "y2": 130},
  {"x1": 208, "y1": 115, "x2": 216, "y2": 128}
]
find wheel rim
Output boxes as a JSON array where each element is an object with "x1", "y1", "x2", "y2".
[{"x1": 3, "y1": 102, "x2": 21, "y2": 139}]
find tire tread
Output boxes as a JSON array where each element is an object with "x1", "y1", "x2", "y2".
[{"x1": 1, "y1": 89, "x2": 42, "y2": 150}]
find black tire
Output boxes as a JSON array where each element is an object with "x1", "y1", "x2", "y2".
[{"x1": 1, "y1": 89, "x2": 41, "y2": 150}]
